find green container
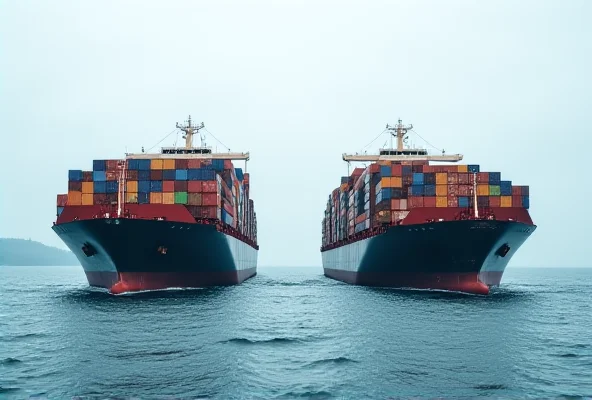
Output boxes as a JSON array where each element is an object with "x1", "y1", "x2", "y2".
[
  {"x1": 489, "y1": 185, "x2": 501, "y2": 196},
  {"x1": 174, "y1": 191, "x2": 188, "y2": 204}
]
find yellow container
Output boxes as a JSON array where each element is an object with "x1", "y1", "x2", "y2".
[
  {"x1": 126, "y1": 192, "x2": 138, "y2": 203},
  {"x1": 477, "y1": 184, "x2": 490, "y2": 196},
  {"x1": 391, "y1": 176, "x2": 402, "y2": 188},
  {"x1": 82, "y1": 182, "x2": 94, "y2": 194},
  {"x1": 163, "y1": 159, "x2": 175, "y2": 170},
  {"x1": 150, "y1": 192, "x2": 163, "y2": 204},
  {"x1": 436, "y1": 196, "x2": 448, "y2": 207},
  {"x1": 458, "y1": 165, "x2": 468, "y2": 173},
  {"x1": 381, "y1": 177, "x2": 391, "y2": 188},
  {"x1": 162, "y1": 193, "x2": 175, "y2": 204},
  {"x1": 436, "y1": 173, "x2": 448, "y2": 185},
  {"x1": 501, "y1": 196, "x2": 512, "y2": 207},
  {"x1": 127, "y1": 181, "x2": 138, "y2": 193},
  {"x1": 81, "y1": 193, "x2": 94, "y2": 205},
  {"x1": 151, "y1": 159, "x2": 163, "y2": 170},
  {"x1": 67, "y1": 191, "x2": 82, "y2": 206},
  {"x1": 436, "y1": 185, "x2": 448, "y2": 196}
]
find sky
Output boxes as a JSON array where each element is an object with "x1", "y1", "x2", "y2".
[{"x1": 1, "y1": 0, "x2": 590, "y2": 267}]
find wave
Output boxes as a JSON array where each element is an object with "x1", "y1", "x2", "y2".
[
  {"x1": 1, "y1": 357, "x2": 22, "y2": 365},
  {"x1": 109, "y1": 349, "x2": 185, "y2": 359},
  {"x1": 474, "y1": 384, "x2": 508, "y2": 390},
  {"x1": 0, "y1": 386, "x2": 20, "y2": 394},
  {"x1": 276, "y1": 390, "x2": 333, "y2": 399},
  {"x1": 307, "y1": 357, "x2": 358, "y2": 367},
  {"x1": 557, "y1": 353, "x2": 579, "y2": 358},
  {"x1": 219, "y1": 337, "x2": 301, "y2": 345}
]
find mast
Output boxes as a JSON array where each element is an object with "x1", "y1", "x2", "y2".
[
  {"x1": 176, "y1": 115, "x2": 205, "y2": 149},
  {"x1": 386, "y1": 118, "x2": 413, "y2": 151},
  {"x1": 472, "y1": 172, "x2": 479, "y2": 218}
]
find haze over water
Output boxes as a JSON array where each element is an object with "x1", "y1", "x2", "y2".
[{"x1": 1, "y1": 266, "x2": 591, "y2": 399}]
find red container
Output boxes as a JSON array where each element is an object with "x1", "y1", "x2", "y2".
[
  {"x1": 174, "y1": 180, "x2": 188, "y2": 192},
  {"x1": 477, "y1": 172, "x2": 489, "y2": 183},
  {"x1": 458, "y1": 173, "x2": 469, "y2": 185},
  {"x1": 370, "y1": 164, "x2": 380, "y2": 173},
  {"x1": 512, "y1": 195, "x2": 522, "y2": 207},
  {"x1": 188, "y1": 159, "x2": 202, "y2": 169},
  {"x1": 175, "y1": 159, "x2": 189, "y2": 169},
  {"x1": 93, "y1": 194, "x2": 108, "y2": 205},
  {"x1": 68, "y1": 181, "x2": 82, "y2": 191},
  {"x1": 391, "y1": 164, "x2": 403, "y2": 176},
  {"x1": 403, "y1": 175, "x2": 413, "y2": 186},
  {"x1": 57, "y1": 194, "x2": 67, "y2": 206},
  {"x1": 188, "y1": 181, "x2": 202, "y2": 192},
  {"x1": 106, "y1": 160, "x2": 119, "y2": 170},
  {"x1": 422, "y1": 165, "x2": 433, "y2": 173},
  {"x1": 83, "y1": 171, "x2": 93, "y2": 182},
  {"x1": 126, "y1": 170, "x2": 138, "y2": 180},
  {"x1": 202, "y1": 181, "x2": 217, "y2": 193},
  {"x1": 106, "y1": 171, "x2": 118, "y2": 181},
  {"x1": 223, "y1": 200, "x2": 234, "y2": 215},
  {"x1": 351, "y1": 168, "x2": 364, "y2": 178},
  {"x1": 188, "y1": 193, "x2": 202, "y2": 206},
  {"x1": 202, "y1": 193, "x2": 219, "y2": 206},
  {"x1": 447, "y1": 196, "x2": 458, "y2": 207},
  {"x1": 447, "y1": 173, "x2": 458, "y2": 185},
  {"x1": 423, "y1": 196, "x2": 437, "y2": 207},
  {"x1": 409, "y1": 196, "x2": 424, "y2": 208},
  {"x1": 163, "y1": 181, "x2": 175, "y2": 192},
  {"x1": 512, "y1": 186, "x2": 521, "y2": 195},
  {"x1": 489, "y1": 196, "x2": 501, "y2": 207},
  {"x1": 201, "y1": 206, "x2": 218, "y2": 219},
  {"x1": 391, "y1": 199, "x2": 400, "y2": 210},
  {"x1": 448, "y1": 185, "x2": 459, "y2": 196},
  {"x1": 458, "y1": 185, "x2": 471, "y2": 196},
  {"x1": 150, "y1": 170, "x2": 163, "y2": 180},
  {"x1": 224, "y1": 160, "x2": 233, "y2": 170}
]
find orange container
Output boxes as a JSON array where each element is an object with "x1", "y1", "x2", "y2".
[
  {"x1": 501, "y1": 196, "x2": 512, "y2": 207},
  {"x1": 436, "y1": 196, "x2": 448, "y2": 207},
  {"x1": 82, "y1": 182, "x2": 94, "y2": 194},
  {"x1": 126, "y1": 192, "x2": 138, "y2": 203},
  {"x1": 381, "y1": 177, "x2": 391, "y2": 188},
  {"x1": 477, "y1": 184, "x2": 490, "y2": 196},
  {"x1": 163, "y1": 159, "x2": 175, "y2": 170},
  {"x1": 127, "y1": 181, "x2": 138, "y2": 193},
  {"x1": 436, "y1": 185, "x2": 448, "y2": 196},
  {"x1": 436, "y1": 173, "x2": 447, "y2": 185},
  {"x1": 391, "y1": 177, "x2": 402, "y2": 188},
  {"x1": 162, "y1": 193, "x2": 175, "y2": 204},
  {"x1": 458, "y1": 165, "x2": 468, "y2": 173},
  {"x1": 150, "y1": 193, "x2": 163, "y2": 204},
  {"x1": 82, "y1": 193, "x2": 94, "y2": 205},
  {"x1": 67, "y1": 191, "x2": 82, "y2": 205},
  {"x1": 151, "y1": 159, "x2": 163, "y2": 170}
]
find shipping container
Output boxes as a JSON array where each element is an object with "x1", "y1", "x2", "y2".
[
  {"x1": 92, "y1": 171, "x2": 106, "y2": 182},
  {"x1": 202, "y1": 193, "x2": 219, "y2": 206},
  {"x1": 106, "y1": 181, "x2": 118, "y2": 194},
  {"x1": 522, "y1": 196, "x2": 530, "y2": 208},
  {"x1": 69, "y1": 170, "x2": 83, "y2": 181},
  {"x1": 458, "y1": 165, "x2": 468, "y2": 173},
  {"x1": 380, "y1": 165, "x2": 391, "y2": 177},
  {"x1": 202, "y1": 181, "x2": 218, "y2": 193},
  {"x1": 402, "y1": 165, "x2": 412, "y2": 175},
  {"x1": 150, "y1": 192, "x2": 163, "y2": 204},
  {"x1": 458, "y1": 196, "x2": 470, "y2": 208},
  {"x1": 477, "y1": 196, "x2": 489, "y2": 207},
  {"x1": 56, "y1": 194, "x2": 68, "y2": 207},
  {"x1": 489, "y1": 196, "x2": 501, "y2": 207},
  {"x1": 126, "y1": 170, "x2": 138, "y2": 180},
  {"x1": 151, "y1": 159, "x2": 164, "y2": 170},
  {"x1": 127, "y1": 159, "x2": 139, "y2": 170},
  {"x1": 435, "y1": 173, "x2": 447, "y2": 185},
  {"x1": 424, "y1": 184, "x2": 436, "y2": 197},
  {"x1": 175, "y1": 159, "x2": 189, "y2": 169},
  {"x1": 127, "y1": 181, "x2": 138, "y2": 193},
  {"x1": 391, "y1": 164, "x2": 402, "y2": 176},
  {"x1": 500, "y1": 181, "x2": 512, "y2": 196},
  {"x1": 81, "y1": 193, "x2": 93, "y2": 205},
  {"x1": 410, "y1": 185, "x2": 425, "y2": 196},
  {"x1": 138, "y1": 160, "x2": 151, "y2": 170},
  {"x1": 501, "y1": 196, "x2": 512, "y2": 207},
  {"x1": 105, "y1": 171, "x2": 118, "y2": 181},
  {"x1": 139, "y1": 193, "x2": 149, "y2": 204},
  {"x1": 150, "y1": 180, "x2": 163, "y2": 192},
  {"x1": 93, "y1": 160, "x2": 106, "y2": 171},
  {"x1": 57, "y1": 206, "x2": 64, "y2": 216},
  {"x1": 468, "y1": 165, "x2": 480, "y2": 173},
  {"x1": 412, "y1": 173, "x2": 424, "y2": 185},
  {"x1": 138, "y1": 170, "x2": 150, "y2": 181},
  {"x1": 436, "y1": 185, "x2": 448, "y2": 197},
  {"x1": 477, "y1": 184, "x2": 489, "y2": 196},
  {"x1": 138, "y1": 180, "x2": 150, "y2": 193},
  {"x1": 412, "y1": 165, "x2": 424, "y2": 173},
  {"x1": 436, "y1": 196, "x2": 447, "y2": 207},
  {"x1": 424, "y1": 196, "x2": 437, "y2": 207},
  {"x1": 391, "y1": 176, "x2": 402, "y2": 187},
  {"x1": 235, "y1": 168, "x2": 244, "y2": 181},
  {"x1": 163, "y1": 181, "x2": 175, "y2": 192},
  {"x1": 447, "y1": 197, "x2": 458, "y2": 207},
  {"x1": 448, "y1": 184, "x2": 459, "y2": 196},
  {"x1": 67, "y1": 191, "x2": 82, "y2": 205},
  {"x1": 174, "y1": 192, "x2": 188, "y2": 204},
  {"x1": 174, "y1": 180, "x2": 188, "y2": 192},
  {"x1": 82, "y1": 182, "x2": 93, "y2": 194},
  {"x1": 162, "y1": 192, "x2": 175, "y2": 204},
  {"x1": 188, "y1": 193, "x2": 202, "y2": 206},
  {"x1": 126, "y1": 192, "x2": 138, "y2": 203},
  {"x1": 489, "y1": 185, "x2": 501, "y2": 196},
  {"x1": 150, "y1": 170, "x2": 163, "y2": 181},
  {"x1": 477, "y1": 172, "x2": 489, "y2": 183},
  {"x1": 94, "y1": 181, "x2": 107, "y2": 194},
  {"x1": 447, "y1": 173, "x2": 458, "y2": 185},
  {"x1": 163, "y1": 159, "x2": 175, "y2": 170},
  {"x1": 68, "y1": 181, "x2": 82, "y2": 191},
  {"x1": 488, "y1": 172, "x2": 501, "y2": 185},
  {"x1": 106, "y1": 160, "x2": 119, "y2": 170},
  {"x1": 82, "y1": 171, "x2": 93, "y2": 182},
  {"x1": 409, "y1": 196, "x2": 424, "y2": 208}
]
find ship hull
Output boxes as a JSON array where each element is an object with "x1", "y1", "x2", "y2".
[
  {"x1": 52, "y1": 218, "x2": 257, "y2": 293},
  {"x1": 322, "y1": 220, "x2": 536, "y2": 294}
]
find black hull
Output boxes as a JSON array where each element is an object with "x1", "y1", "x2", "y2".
[
  {"x1": 322, "y1": 220, "x2": 536, "y2": 294},
  {"x1": 52, "y1": 218, "x2": 258, "y2": 293}
]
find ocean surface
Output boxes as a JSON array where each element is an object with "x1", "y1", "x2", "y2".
[{"x1": 0, "y1": 266, "x2": 591, "y2": 399}]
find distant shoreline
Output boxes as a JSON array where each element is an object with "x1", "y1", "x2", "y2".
[{"x1": 0, "y1": 238, "x2": 79, "y2": 266}]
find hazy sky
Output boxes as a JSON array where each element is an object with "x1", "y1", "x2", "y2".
[{"x1": 1, "y1": 0, "x2": 590, "y2": 267}]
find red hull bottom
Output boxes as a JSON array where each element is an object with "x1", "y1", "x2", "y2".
[
  {"x1": 324, "y1": 268, "x2": 490, "y2": 295},
  {"x1": 85, "y1": 269, "x2": 257, "y2": 294}
]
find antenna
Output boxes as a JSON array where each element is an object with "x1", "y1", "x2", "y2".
[
  {"x1": 176, "y1": 115, "x2": 205, "y2": 149},
  {"x1": 386, "y1": 118, "x2": 413, "y2": 151}
]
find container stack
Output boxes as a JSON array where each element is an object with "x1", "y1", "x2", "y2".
[
  {"x1": 57, "y1": 157, "x2": 257, "y2": 242},
  {"x1": 321, "y1": 161, "x2": 530, "y2": 246}
]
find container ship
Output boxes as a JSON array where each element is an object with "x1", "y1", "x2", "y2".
[
  {"x1": 320, "y1": 119, "x2": 536, "y2": 295},
  {"x1": 53, "y1": 116, "x2": 258, "y2": 294}
]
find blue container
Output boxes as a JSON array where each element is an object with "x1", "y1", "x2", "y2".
[
  {"x1": 412, "y1": 173, "x2": 424, "y2": 185},
  {"x1": 106, "y1": 181, "x2": 118, "y2": 194},
  {"x1": 410, "y1": 185, "x2": 425, "y2": 196},
  {"x1": 150, "y1": 180, "x2": 163, "y2": 192},
  {"x1": 380, "y1": 166, "x2": 391, "y2": 177},
  {"x1": 94, "y1": 181, "x2": 107, "y2": 193},
  {"x1": 138, "y1": 193, "x2": 150, "y2": 204},
  {"x1": 138, "y1": 160, "x2": 151, "y2": 170},
  {"x1": 468, "y1": 164, "x2": 480, "y2": 173},
  {"x1": 57, "y1": 206, "x2": 64, "y2": 216},
  {"x1": 68, "y1": 170, "x2": 83, "y2": 182},
  {"x1": 391, "y1": 188, "x2": 403, "y2": 199},
  {"x1": 137, "y1": 170, "x2": 150, "y2": 180},
  {"x1": 458, "y1": 196, "x2": 470, "y2": 208},
  {"x1": 489, "y1": 172, "x2": 501, "y2": 185},
  {"x1": 127, "y1": 159, "x2": 140, "y2": 170},
  {"x1": 163, "y1": 169, "x2": 176, "y2": 180},
  {"x1": 402, "y1": 165, "x2": 412, "y2": 175},
  {"x1": 175, "y1": 169, "x2": 188, "y2": 181},
  {"x1": 236, "y1": 168, "x2": 244, "y2": 181},
  {"x1": 212, "y1": 159, "x2": 224, "y2": 171},
  {"x1": 201, "y1": 169, "x2": 216, "y2": 181},
  {"x1": 382, "y1": 188, "x2": 392, "y2": 200},
  {"x1": 424, "y1": 184, "x2": 436, "y2": 197},
  {"x1": 522, "y1": 196, "x2": 530, "y2": 209},
  {"x1": 93, "y1": 171, "x2": 106, "y2": 182},
  {"x1": 93, "y1": 160, "x2": 106, "y2": 171},
  {"x1": 500, "y1": 181, "x2": 512, "y2": 196},
  {"x1": 187, "y1": 169, "x2": 202, "y2": 181},
  {"x1": 138, "y1": 180, "x2": 150, "y2": 193}
]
